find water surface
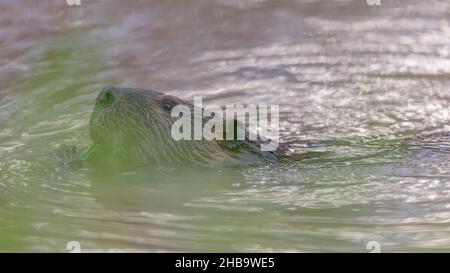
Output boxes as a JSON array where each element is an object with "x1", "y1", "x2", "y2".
[{"x1": 1, "y1": 0, "x2": 450, "y2": 252}]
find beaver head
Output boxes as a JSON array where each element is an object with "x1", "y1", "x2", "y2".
[
  {"x1": 89, "y1": 86, "x2": 279, "y2": 166},
  {"x1": 89, "y1": 86, "x2": 232, "y2": 165}
]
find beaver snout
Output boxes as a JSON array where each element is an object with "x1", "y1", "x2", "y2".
[{"x1": 96, "y1": 86, "x2": 121, "y2": 106}]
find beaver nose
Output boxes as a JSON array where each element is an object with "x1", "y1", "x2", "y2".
[{"x1": 96, "y1": 86, "x2": 119, "y2": 106}]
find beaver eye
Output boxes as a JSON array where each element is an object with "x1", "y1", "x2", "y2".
[{"x1": 162, "y1": 101, "x2": 175, "y2": 111}]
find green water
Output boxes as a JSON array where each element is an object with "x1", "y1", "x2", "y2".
[{"x1": 1, "y1": 0, "x2": 450, "y2": 252}]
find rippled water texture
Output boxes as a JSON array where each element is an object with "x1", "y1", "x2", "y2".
[{"x1": 1, "y1": 0, "x2": 450, "y2": 252}]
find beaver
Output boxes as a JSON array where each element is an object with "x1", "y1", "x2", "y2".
[{"x1": 87, "y1": 86, "x2": 281, "y2": 166}]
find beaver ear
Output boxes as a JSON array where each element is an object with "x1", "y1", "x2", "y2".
[
  {"x1": 218, "y1": 119, "x2": 247, "y2": 152},
  {"x1": 222, "y1": 118, "x2": 245, "y2": 140},
  {"x1": 218, "y1": 119, "x2": 247, "y2": 151}
]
